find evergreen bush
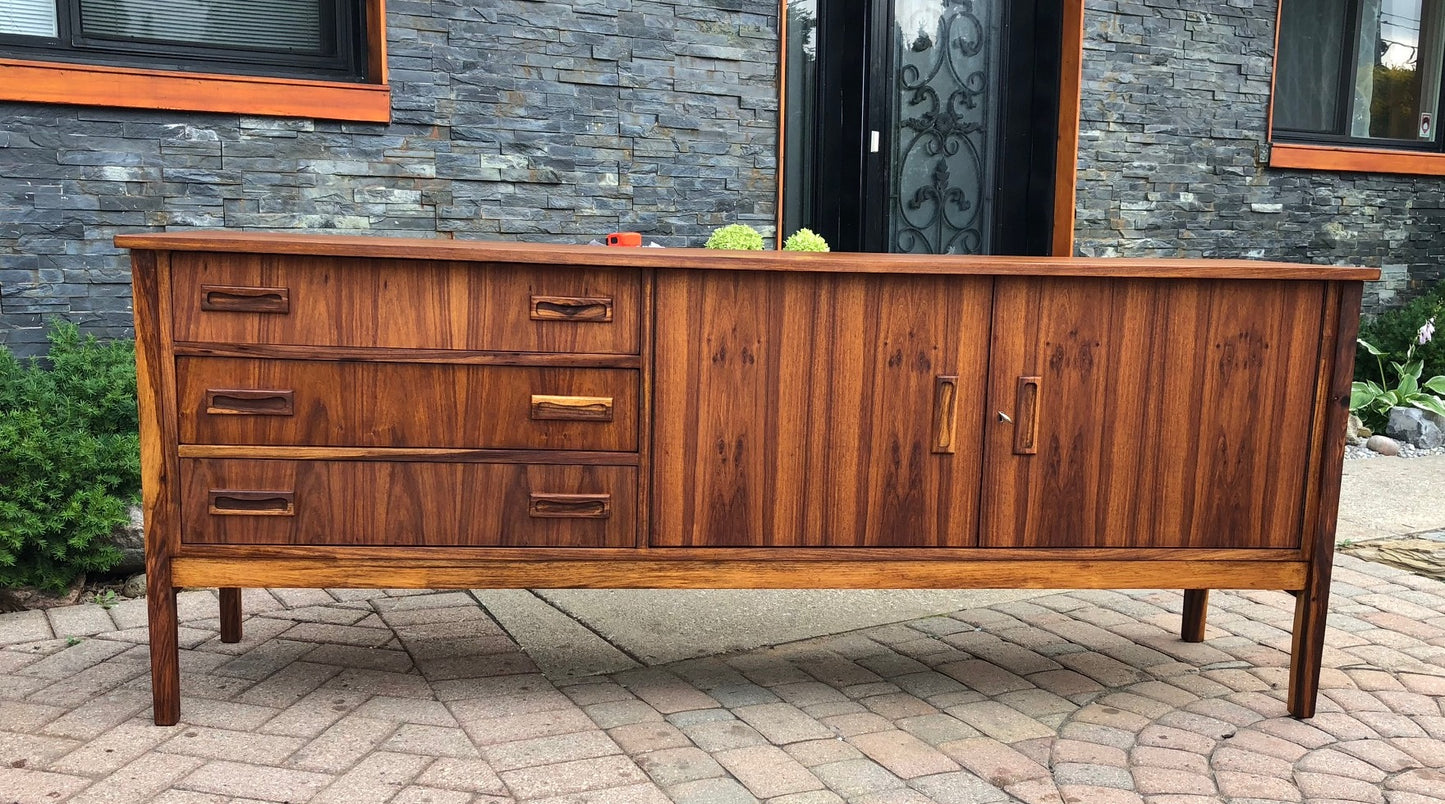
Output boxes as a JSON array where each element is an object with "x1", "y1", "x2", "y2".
[{"x1": 0, "y1": 322, "x2": 139, "y2": 592}]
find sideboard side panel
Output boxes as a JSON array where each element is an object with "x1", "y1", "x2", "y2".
[
  {"x1": 982, "y1": 277, "x2": 1326, "y2": 549},
  {"x1": 652, "y1": 270, "x2": 992, "y2": 547}
]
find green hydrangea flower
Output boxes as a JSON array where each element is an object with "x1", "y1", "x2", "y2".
[
  {"x1": 783, "y1": 228, "x2": 830, "y2": 252},
  {"x1": 704, "y1": 224, "x2": 765, "y2": 251}
]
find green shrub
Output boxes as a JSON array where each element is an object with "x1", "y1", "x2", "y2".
[
  {"x1": 704, "y1": 224, "x2": 764, "y2": 251},
  {"x1": 1356, "y1": 282, "x2": 1445, "y2": 384},
  {"x1": 0, "y1": 322, "x2": 139, "y2": 592},
  {"x1": 783, "y1": 228, "x2": 830, "y2": 252}
]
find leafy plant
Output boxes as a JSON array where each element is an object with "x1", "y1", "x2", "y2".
[
  {"x1": 783, "y1": 228, "x2": 830, "y2": 252},
  {"x1": 704, "y1": 224, "x2": 764, "y2": 251},
  {"x1": 1356, "y1": 281, "x2": 1445, "y2": 384},
  {"x1": 91, "y1": 589, "x2": 119, "y2": 609},
  {"x1": 1350, "y1": 317, "x2": 1445, "y2": 430},
  {"x1": 0, "y1": 322, "x2": 139, "y2": 592}
]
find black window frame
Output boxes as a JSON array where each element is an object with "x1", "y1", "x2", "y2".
[
  {"x1": 0, "y1": 0, "x2": 368, "y2": 83},
  {"x1": 1273, "y1": 0, "x2": 1445, "y2": 153}
]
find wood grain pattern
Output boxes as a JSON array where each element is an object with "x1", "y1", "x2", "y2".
[
  {"x1": 174, "y1": 343, "x2": 643, "y2": 369},
  {"x1": 981, "y1": 278, "x2": 1327, "y2": 549},
  {"x1": 1269, "y1": 142, "x2": 1445, "y2": 177},
  {"x1": 1053, "y1": 0, "x2": 1087, "y2": 256},
  {"x1": 178, "y1": 445, "x2": 640, "y2": 465},
  {"x1": 177, "y1": 358, "x2": 638, "y2": 451},
  {"x1": 172, "y1": 557, "x2": 1307, "y2": 591},
  {"x1": 170, "y1": 252, "x2": 642, "y2": 354},
  {"x1": 116, "y1": 231, "x2": 1382, "y2": 282},
  {"x1": 1181, "y1": 589, "x2": 1209, "y2": 642},
  {"x1": 219, "y1": 588, "x2": 242, "y2": 643},
  {"x1": 931, "y1": 376, "x2": 959, "y2": 454},
  {"x1": 180, "y1": 459, "x2": 636, "y2": 547},
  {"x1": 653, "y1": 270, "x2": 991, "y2": 547}
]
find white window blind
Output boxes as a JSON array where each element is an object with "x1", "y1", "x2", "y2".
[
  {"x1": 0, "y1": 0, "x2": 60, "y2": 38},
  {"x1": 78, "y1": 0, "x2": 323, "y2": 53}
]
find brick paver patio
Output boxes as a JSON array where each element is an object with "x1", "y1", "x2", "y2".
[{"x1": 1, "y1": 552, "x2": 1442, "y2": 803}]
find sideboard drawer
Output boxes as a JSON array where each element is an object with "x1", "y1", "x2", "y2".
[
  {"x1": 176, "y1": 358, "x2": 638, "y2": 451},
  {"x1": 171, "y1": 252, "x2": 641, "y2": 354},
  {"x1": 181, "y1": 459, "x2": 636, "y2": 547}
]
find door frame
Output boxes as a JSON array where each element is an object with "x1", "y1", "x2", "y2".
[{"x1": 774, "y1": 0, "x2": 1086, "y2": 256}]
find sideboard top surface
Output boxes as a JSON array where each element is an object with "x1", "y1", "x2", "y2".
[{"x1": 116, "y1": 231, "x2": 1381, "y2": 282}]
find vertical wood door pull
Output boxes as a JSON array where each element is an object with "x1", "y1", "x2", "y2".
[
  {"x1": 200, "y1": 285, "x2": 290, "y2": 313},
  {"x1": 1014, "y1": 375, "x2": 1041, "y2": 455},
  {"x1": 932, "y1": 375, "x2": 959, "y2": 454}
]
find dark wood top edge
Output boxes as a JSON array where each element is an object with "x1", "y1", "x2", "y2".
[{"x1": 115, "y1": 231, "x2": 1382, "y2": 281}]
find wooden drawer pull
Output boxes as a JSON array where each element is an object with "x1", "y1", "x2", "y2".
[
  {"x1": 530, "y1": 295, "x2": 613, "y2": 322},
  {"x1": 201, "y1": 284, "x2": 290, "y2": 314},
  {"x1": 932, "y1": 375, "x2": 958, "y2": 454},
  {"x1": 531, "y1": 394, "x2": 614, "y2": 422},
  {"x1": 1014, "y1": 376, "x2": 1041, "y2": 455},
  {"x1": 208, "y1": 490, "x2": 295, "y2": 517},
  {"x1": 529, "y1": 493, "x2": 611, "y2": 519},
  {"x1": 205, "y1": 389, "x2": 295, "y2": 416}
]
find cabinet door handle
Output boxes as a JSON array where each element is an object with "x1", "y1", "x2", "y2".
[
  {"x1": 529, "y1": 493, "x2": 611, "y2": 519},
  {"x1": 200, "y1": 284, "x2": 291, "y2": 313},
  {"x1": 530, "y1": 295, "x2": 614, "y2": 322},
  {"x1": 531, "y1": 394, "x2": 614, "y2": 421},
  {"x1": 932, "y1": 375, "x2": 959, "y2": 454},
  {"x1": 205, "y1": 389, "x2": 295, "y2": 416},
  {"x1": 208, "y1": 490, "x2": 295, "y2": 517},
  {"x1": 1014, "y1": 376, "x2": 1041, "y2": 455}
]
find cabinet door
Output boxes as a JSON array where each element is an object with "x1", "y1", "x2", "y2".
[
  {"x1": 981, "y1": 277, "x2": 1326, "y2": 549},
  {"x1": 652, "y1": 270, "x2": 991, "y2": 547}
]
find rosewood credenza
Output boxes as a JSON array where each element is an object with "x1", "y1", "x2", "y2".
[{"x1": 119, "y1": 231, "x2": 1377, "y2": 725}]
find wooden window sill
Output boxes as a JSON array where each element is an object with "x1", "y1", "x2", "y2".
[
  {"x1": 1269, "y1": 142, "x2": 1445, "y2": 177},
  {"x1": 0, "y1": 58, "x2": 391, "y2": 122}
]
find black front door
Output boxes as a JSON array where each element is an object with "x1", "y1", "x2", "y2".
[{"x1": 782, "y1": 0, "x2": 1062, "y2": 255}]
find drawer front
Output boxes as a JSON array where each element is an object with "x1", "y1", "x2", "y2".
[
  {"x1": 177, "y1": 358, "x2": 638, "y2": 451},
  {"x1": 181, "y1": 459, "x2": 636, "y2": 547},
  {"x1": 171, "y1": 252, "x2": 641, "y2": 354}
]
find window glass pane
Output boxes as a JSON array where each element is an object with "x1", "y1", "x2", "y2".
[
  {"x1": 0, "y1": 0, "x2": 59, "y2": 38},
  {"x1": 1350, "y1": 0, "x2": 1445, "y2": 140},
  {"x1": 782, "y1": 0, "x2": 819, "y2": 239},
  {"x1": 78, "y1": 0, "x2": 323, "y2": 54},
  {"x1": 1275, "y1": 0, "x2": 1350, "y2": 133}
]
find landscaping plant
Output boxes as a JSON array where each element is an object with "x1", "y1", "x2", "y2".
[
  {"x1": 0, "y1": 322, "x2": 139, "y2": 592},
  {"x1": 1356, "y1": 281, "x2": 1445, "y2": 384},
  {"x1": 1350, "y1": 316, "x2": 1445, "y2": 431},
  {"x1": 783, "y1": 228, "x2": 830, "y2": 252},
  {"x1": 704, "y1": 224, "x2": 765, "y2": 251}
]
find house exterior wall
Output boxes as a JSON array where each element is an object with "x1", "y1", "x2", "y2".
[
  {"x1": 2, "y1": 0, "x2": 1442, "y2": 355},
  {"x1": 0, "y1": 0, "x2": 780, "y2": 354},
  {"x1": 1073, "y1": 0, "x2": 1445, "y2": 312}
]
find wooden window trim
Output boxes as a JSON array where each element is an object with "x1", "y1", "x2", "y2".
[{"x1": 0, "y1": 0, "x2": 390, "y2": 123}]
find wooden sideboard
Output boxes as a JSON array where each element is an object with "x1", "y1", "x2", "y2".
[{"x1": 119, "y1": 232, "x2": 1378, "y2": 725}]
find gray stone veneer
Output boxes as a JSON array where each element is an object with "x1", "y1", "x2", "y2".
[
  {"x1": 0, "y1": 0, "x2": 779, "y2": 354},
  {"x1": 3, "y1": 0, "x2": 1443, "y2": 354},
  {"x1": 1074, "y1": 0, "x2": 1444, "y2": 312}
]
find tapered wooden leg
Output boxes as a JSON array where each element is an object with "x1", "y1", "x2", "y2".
[
  {"x1": 147, "y1": 564, "x2": 180, "y2": 726},
  {"x1": 1181, "y1": 589, "x2": 1209, "y2": 643},
  {"x1": 1288, "y1": 562, "x2": 1333, "y2": 719},
  {"x1": 220, "y1": 588, "x2": 243, "y2": 643}
]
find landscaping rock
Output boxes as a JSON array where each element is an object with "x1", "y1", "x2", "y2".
[
  {"x1": 1346, "y1": 413, "x2": 1368, "y2": 445},
  {"x1": 1366, "y1": 434, "x2": 1403, "y2": 456},
  {"x1": 108, "y1": 505, "x2": 145, "y2": 575},
  {"x1": 122, "y1": 573, "x2": 147, "y2": 599},
  {"x1": 1385, "y1": 406, "x2": 1445, "y2": 450}
]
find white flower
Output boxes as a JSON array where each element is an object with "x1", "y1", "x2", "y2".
[{"x1": 1419, "y1": 317, "x2": 1436, "y2": 346}]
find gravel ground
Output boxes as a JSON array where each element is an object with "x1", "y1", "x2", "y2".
[{"x1": 1345, "y1": 440, "x2": 1445, "y2": 459}]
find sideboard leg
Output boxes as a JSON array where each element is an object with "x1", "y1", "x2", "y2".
[
  {"x1": 1181, "y1": 589, "x2": 1209, "y2": 643},
  {"x1": 1288, "y1": 567, "x2": 1333, "y2": 719},
  {"x1": 147, "y1": 567, "x2": 181, "y2": 726},
  {"x1": 219, "y1": 588, "x2": 243, "y2": 643}
]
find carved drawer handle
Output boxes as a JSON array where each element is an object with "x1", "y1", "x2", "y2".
[
  {"x1": 530, "y1": 394, "x2": 614, "y2": 422},
  {"x1": 200, "y1": 284, "x2": 290, "y2": 313},
  {"x1": 932, "y1": 375, "x2": 958, "y2": 454},
  {"x1": 205, "y1": 389, "x2": 295, "y2": 416},
  {"x1": 529, "y1": 493, "x2": 611, "y2": 519},
  {"x1": 1014, "y1": 376, "x2": 1041, "y2": 456},
  {"x1": 208, "y1": 490, "x2": 295, "y2": 517},
  {"x1": 530, "y1": 295, "x2": 613, "y2": 322}
]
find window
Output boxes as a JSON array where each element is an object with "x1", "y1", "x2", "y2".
[
  {"x1": 0, "y1": 0, "x2": 366, "y2": 81},
  {"x1": 1271, "y1": 0, "x2": 1445, "y2": 173},
  {"x1": 0, "y1": 0, "x2": 388, "y2": 122}
]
